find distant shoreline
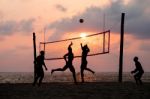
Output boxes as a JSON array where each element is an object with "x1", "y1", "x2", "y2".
[{"x1": 0, "y1": 72, "x2": 150, "y2": 83}]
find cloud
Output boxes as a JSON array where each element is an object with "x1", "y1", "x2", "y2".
[
  {"x1": 55, "y1": 4, "x2": 67, "y2": 12},
  {"x1": 0, "y1": 49, "x2": 16, "y2": 60},
  {"x1": 48, "y1": 0, "x2": 150, "y2": 40},
  {"x1": 123, "y1": 0, "x2": 150, "y2": 39},
  {"x1": 48, "y1": 6, "x2": 104, "y2": 40},
  {"x1": 0, "y1": 11, "x2": 4, "y2": 19},
  {"x1": 139, "y1": 42, "x2": 150, "y2": 51},
  {"x1": 0, "y1": 36, "x2": 5, "y2": 41},
  {"x1": 0, "y1": 18, "x2": 35, "y2": 36},
  {"x1": 15, "y1": 45, "x2": 32, "y2": 50}
]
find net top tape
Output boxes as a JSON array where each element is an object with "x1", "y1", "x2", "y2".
[{"x1": 40, "y1": 30, "x2": 110, "y2": 44}]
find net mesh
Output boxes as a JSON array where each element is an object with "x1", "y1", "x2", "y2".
[{"x1": 40, "y1": 30, "x2": 110, "y2": 60}]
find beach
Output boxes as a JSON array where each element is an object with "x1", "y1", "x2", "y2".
[
  {"x1": 0, "y1": 82, "x2": 150, "y2": 99},
  {"x1": 0, "y1": 72, "x2": 150, "y2": 99}
]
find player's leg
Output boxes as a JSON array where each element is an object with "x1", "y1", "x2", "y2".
[
  {"x1": 81, "y1": 67, "x2": 84, "y2": 83},
  {"x1": 51, "y1": 65, "x2": 68, "y2": 74},
  {"x1": 138, "y1": 72, "x2": 144, "y2": 85},
  {"x1": 38, "y1": 70, "x2": 44, "y2": 86},
  {"x1": 80, "y1": 62, "x2": 86, "y2": 83},
  {"x1": 83, "y1": 61, "x2": 95, "y2": 74},
  {"x1": 69, "y1": 65, "x2": 77, "y2": 83},
  {"x1": 33, "y1": 69, "x2": 40, "y2": 86},
  {"x1": 134, "y1": 73, "x2": 138, "y2": 85},
  {"x1": 85, "y1": 68, "x2": 95, "y2": 74},
  {"x1": 32, "y1": 75, "x2": 39, "y2": 86}
]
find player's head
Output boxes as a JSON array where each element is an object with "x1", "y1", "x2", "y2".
[
  {"x1": 83, "y1": 44, "x2": 88, "y2": 49},
  {"x1": 84, "y1": 44, "x2": 88, "y2": 48},
  {"x1": 40, "y1": 51, "x2": 45, "y2": 56},
  {"x1": 134, "y1": 56, "x2": 138, "y2": 62}
]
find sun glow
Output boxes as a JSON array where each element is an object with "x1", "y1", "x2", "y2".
[{"x1": 80, "y1": 33, "x2": 87, "y2": 38}]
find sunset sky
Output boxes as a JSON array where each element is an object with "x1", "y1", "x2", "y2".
[{"x1": 0, "y1": 0, "x2": 150, "y2": 72}]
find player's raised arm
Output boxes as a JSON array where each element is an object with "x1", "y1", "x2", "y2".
[
  {"x1": 86, "y1": 45, "x2": 90, "y2": 52},
  {"x1": 81, "y1": 43, "x2": 83, "y2": 50},
  {"x1": 69, "y1": 42, "x2": 73, "y2": 47}
]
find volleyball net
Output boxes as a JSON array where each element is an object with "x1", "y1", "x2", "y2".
[{"x1": 39, "y1": 30, "x2": 110, "y2": 60}]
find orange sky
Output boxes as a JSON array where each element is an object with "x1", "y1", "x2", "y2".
[{"x1": 0, "y1": 0, "x2": 150, "y2": 72}]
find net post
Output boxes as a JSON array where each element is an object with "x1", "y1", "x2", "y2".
[
  {"x1": 43, "y1": 42, "x2": 45, "y2": 52},
  {"x1": 108, "y1": 30, "x2": 110, "y2": 53},
  {"x1": 43, "y1": 27, "x2": 46, "y2": 52},
  {"x1": 39, "y1": 42, "x2": 41, "y2": 53},
  {"x1": 103, "y1": 31, "x2": 106, "y2": 53},
  {"x1": 33, "y1": 32, "x2": 37, "y2": 80},
  {"x1": 119, "y1": 13, "x2": 125, "y2": 83}
]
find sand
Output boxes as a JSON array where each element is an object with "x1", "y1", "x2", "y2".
[{"x1": 0, "y1": 82, "x2": 150, "y2": 99}]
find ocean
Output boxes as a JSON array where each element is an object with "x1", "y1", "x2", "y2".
[{"x1": 0, "y1": 72, "x2": 150, "y2": 83}]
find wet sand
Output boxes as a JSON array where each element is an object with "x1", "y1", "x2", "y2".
[{"x1": 0, "y1": 82, "x2": 150, "y2": 99}]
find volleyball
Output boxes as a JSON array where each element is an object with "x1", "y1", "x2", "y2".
[{"x1": 79, "y1": 19, "x2": 84, "y2": 23}]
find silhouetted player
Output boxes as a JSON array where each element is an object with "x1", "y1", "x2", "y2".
[
  {"x1": 131, "y1": 56, "x2": 144, "y2": 85},
  {"x1": 80, "y1": 43, "x2": 95, "y2": 83},
  {"x1": 33, "y1": 51, "x2": 48, "y2": 86},
  {"x1": 51, "y1": 42, "x2": 77, "y2": 83}
]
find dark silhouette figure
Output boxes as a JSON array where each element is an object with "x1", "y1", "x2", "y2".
[
  {"x1": 51, "y1": 42, "x2": 77, "y2": 84},
  {"x1": 131, "y1": 56, "x2": 144, "y2": 85},
  {"x1": 33, "y1": 51, "x2": 48, "y2": 86},
  {"x1": 80, "y1": 43, "x2": 95, "y2": 83}
]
